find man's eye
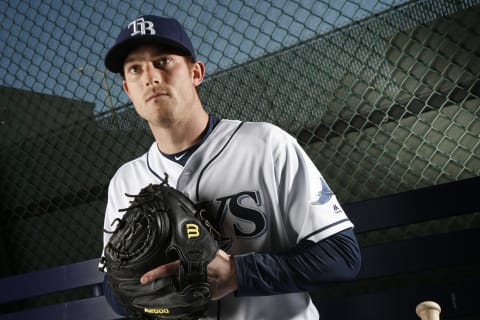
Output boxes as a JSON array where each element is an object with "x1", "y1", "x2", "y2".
[
  {"x1": 127, "y1": 65, "x2": 138, "y2": 74},
  {"x1": 154, "y1": 58, "x2": 171, "y2": 68}
]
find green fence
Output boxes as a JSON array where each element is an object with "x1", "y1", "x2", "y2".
[{"x1": 1, "y1": 0, "x2": 479, "y2": 310}]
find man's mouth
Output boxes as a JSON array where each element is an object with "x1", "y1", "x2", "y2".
[{"x1": 146, "y1": 92, "x2": 167, "y2": 102}]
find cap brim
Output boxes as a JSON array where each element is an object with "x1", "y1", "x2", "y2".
[{"x1": 105, "y1": 36, "x2": 193, "y2": 73}]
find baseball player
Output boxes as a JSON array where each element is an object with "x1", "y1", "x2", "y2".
[{"x1": 100, "y1": 15, "x2": 361, "y2": 319}]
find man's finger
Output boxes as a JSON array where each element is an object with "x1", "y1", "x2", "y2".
[{"x1": 140, "y1": 260, "x2": 180, "y2": 284}]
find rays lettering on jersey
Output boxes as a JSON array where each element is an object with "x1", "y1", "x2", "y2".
[{"x1": 217, "y1": 191, "x2": 267, "y2": 239}]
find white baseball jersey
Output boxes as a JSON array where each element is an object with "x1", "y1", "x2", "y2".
[{"x1": 102, "y1": 119, "x2": 353, "y2": 320}]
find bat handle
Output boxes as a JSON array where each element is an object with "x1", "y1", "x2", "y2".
[{"x1": 416, "y1": 301, "x2": 441, "y2": 320}]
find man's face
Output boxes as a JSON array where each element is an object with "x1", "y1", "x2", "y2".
[{"x1": 122, "y1": 44, "x2": 203, "y2": 127}]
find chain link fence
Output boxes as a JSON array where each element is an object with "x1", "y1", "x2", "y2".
[{"x1": 1, "y1": 0, "x2": 479, "y2": 313}]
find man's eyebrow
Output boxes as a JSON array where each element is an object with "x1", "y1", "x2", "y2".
[
  {"x1": 124, "y1": 56, "x2": 140, "y2": 64},
  {"x1": 124, "y1": 52, "x2": 172, "y2": 64}
]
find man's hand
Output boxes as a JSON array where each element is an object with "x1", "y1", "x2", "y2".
[
  {"x1": 140, "y1": 249, "x2": 238, "y2": 300},
  {"x1": 207, "y1": 250, "x2": 238, "y2": 300}
]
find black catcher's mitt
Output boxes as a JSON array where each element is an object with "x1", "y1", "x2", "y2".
[{"x1": 103, "y1": 178, "x2": 219, "y2": 319}]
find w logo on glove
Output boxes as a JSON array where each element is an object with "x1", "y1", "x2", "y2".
[{"x1": 185, "y1": 223, "x2": 201, "y2": 239}]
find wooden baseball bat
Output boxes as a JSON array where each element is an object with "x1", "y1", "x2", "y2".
[{"x1": 416, "y1": 301, "x2": 441, "y2": 320}]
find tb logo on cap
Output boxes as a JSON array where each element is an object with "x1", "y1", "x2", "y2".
[{"x1": 129, "y1": 17, "x2": 156, "y2": 36}]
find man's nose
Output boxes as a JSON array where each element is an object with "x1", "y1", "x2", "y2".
[{"x1": 145, "y1": 65, "x2": 160, "y2": 86}]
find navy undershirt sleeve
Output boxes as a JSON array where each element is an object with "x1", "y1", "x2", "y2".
[
  {"x1": 103, "y1": 274, "x2": 129, "y2": 316},
  {"x1": 234, "y1": 228, "x2": 361, "y2": 296}
]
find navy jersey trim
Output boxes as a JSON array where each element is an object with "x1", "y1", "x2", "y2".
[
  {"x1": 146, "y1": 151, "x2": 168, "y2": 183},
  {"x1": 195, "y1": 121, "x2": 245, "y2": 202},
  {"x1": 300, "y1": 218, "x2": 350, "y2": 242},
  {"x1": 146, "y1": 114, "x2": 221, "y2": 181},
  {"x1": 159, "y1": 115, "x2": 221, "y2": 166}
]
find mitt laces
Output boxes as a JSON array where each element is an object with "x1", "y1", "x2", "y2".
[{"x1": 104, "y1": 174, "x2": 170, "y2": 234}]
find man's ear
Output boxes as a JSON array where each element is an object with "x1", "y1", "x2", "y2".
[
  {"x1": 122, "y1": 79, "x2": 130, "y2": 97},
  {"x1": 192, "y1": 60, "x2": 205, "y2": 87}
]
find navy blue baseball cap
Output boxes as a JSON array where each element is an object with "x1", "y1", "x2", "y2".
[{"x1": 105, "y1": 15, "x2": 196, "y2": 73}]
